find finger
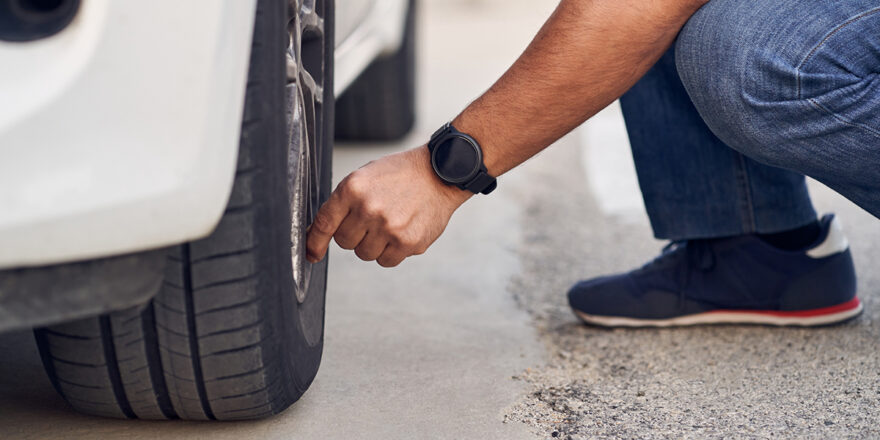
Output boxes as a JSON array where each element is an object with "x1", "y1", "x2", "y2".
[
  {"x1": 377, "y1": 246, "x2": 408, "y2": 268},
  {"x1": 306, "y1": 193, "x2": 350, "y2": 262},
  {"x1": 333, "y1": 215, "x2": 368, "y2": 250},
  {"x1": 354, "y1": 231, "x2": 389, "y2": 262}
]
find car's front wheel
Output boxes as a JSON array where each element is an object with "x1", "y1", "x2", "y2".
[{"x1": 33, "y1": 0, "x2": 334, "y2": 420}]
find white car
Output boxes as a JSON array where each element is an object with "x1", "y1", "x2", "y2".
[{"x1": 0, "y1": 0, "x2": 416, "y2": 420}]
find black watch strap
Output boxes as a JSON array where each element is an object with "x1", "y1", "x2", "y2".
[
  {"x1": 429, "y1": 123, "x2": 452, "y2": 145},
  {"x1": 464, "y1": 168, "x2": 497, "y2": 195}
]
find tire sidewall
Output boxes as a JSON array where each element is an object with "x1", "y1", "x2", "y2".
[{"x1": 274, "y1": 0, "x2": 335, "y2": 398}]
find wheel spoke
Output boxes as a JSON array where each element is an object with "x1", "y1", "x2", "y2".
[
  {"x1": 300, "y1": 11, "x2": 323, "y2": 36},
  {"x1": 285, "y1": 51, "x2": 298, "y2": 84},
  {"x1": 298, "y1": 69, "x2": 323, "y2": 104}
]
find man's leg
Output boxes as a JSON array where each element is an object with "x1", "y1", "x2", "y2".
[
  {"x1": 619, "y1": 48, "x2": 818, "y2": 241},
  {"x1": 675, "y1": 0, "x2": 880, "y2": 217},
  {"x1": 568, "y1": 0, "x2": 875, "y2": 327}
]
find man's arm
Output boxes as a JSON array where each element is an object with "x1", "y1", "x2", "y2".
[{"x1": 306, "y1": 0, "x2": 708, "y2": 267}]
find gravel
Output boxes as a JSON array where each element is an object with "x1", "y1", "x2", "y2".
[{"x1": 501, "y1": 136, "x2": 880, "y2": 439}]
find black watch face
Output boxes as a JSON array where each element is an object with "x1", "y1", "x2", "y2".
[{"x1": 431, "y1": 136, "x2": 481, "y2": 183}]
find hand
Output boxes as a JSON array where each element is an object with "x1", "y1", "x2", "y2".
[{"x1": 306, "y1": 145, "x2": 472, "y2": 267}]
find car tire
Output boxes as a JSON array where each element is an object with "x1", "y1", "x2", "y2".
[
  {"x1": 334, "y1": 0, "x2": 416, "y2": 141},
  {"x1": 33, "y1": 0, "x2": 334, "y2": 421}
]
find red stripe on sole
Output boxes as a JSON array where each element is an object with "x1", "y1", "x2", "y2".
[{"x1": 704, "y1": 297, "x2": 861, "y2": 318}]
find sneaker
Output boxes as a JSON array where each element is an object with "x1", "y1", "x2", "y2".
[{"x1": 568, "y1": 214, "x2": 861, "y2": 327}]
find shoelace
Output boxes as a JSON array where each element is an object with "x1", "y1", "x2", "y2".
[
  {"x1": 638, "y1": 239, "x2": 717, "y2": 307},
  {"x1": 687, "y1": 240, "x2": 716, "y2": 272}
]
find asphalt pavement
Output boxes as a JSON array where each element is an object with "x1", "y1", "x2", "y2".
[{"x1": 2, "y1": 0, "x2": 880, "y2": 438}]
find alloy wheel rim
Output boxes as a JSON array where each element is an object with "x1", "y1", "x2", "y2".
[{"x1": 287, "y1": 0, "x2": 325, "y2": 306}]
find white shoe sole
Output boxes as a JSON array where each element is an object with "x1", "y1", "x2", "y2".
[{"x1": 574, "y1": 297, "x2": 863, "y2": 328}]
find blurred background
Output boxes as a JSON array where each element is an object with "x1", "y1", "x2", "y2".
[{"x1": 2, "y1": 0, "x2": 879, "y2": 438}]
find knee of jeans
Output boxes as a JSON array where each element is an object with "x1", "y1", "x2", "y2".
[
  {"x1": 675, "y1": 1, "x2": 880, "y2": 169},
  {"x1": 673, "y1": 2, "x2": 792, "y2": 167}
]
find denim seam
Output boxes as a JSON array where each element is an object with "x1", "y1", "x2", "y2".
[
  {"x1": 734, "y1": 153, "x2": 757, "y2": 234},
  {"x1": 807, "y1": 98, "x2": 880, "y2": 140},
  {"x1": 793, "y1": 7, "x2": 880, "y2": 143},
  {"x1": 795, "y1": 6, "x2": 880, "y2": 98}
]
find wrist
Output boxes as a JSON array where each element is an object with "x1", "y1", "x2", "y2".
[
  {"x1": 413, "y1": 145, "x2": 473, "y2": 207},
  {"x1": 451, "y1": 109, "x2": 504, "y2": 177}
]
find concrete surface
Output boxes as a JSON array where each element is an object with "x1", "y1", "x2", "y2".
[
  {"x1": 0, "y1": 1, "x2": 550, "y2": 439},
  {"x1": 2, "y1": 0, "x2": 880, "y2": 439},
  {"x1": 504, "y1": 133, "x2": 880, "y2": 439}
]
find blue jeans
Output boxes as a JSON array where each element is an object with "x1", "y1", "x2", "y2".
[{"x1": 620, "y1": 0, "x2": 880, "y2": 240}]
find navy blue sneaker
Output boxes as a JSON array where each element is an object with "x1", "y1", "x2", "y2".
[{"x1": 568, "y1": 214, "x2": 861, "y2": 327}]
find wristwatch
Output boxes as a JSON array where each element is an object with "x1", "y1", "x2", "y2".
[{"x1": 427, "y1": 122, "x2": 497, "y2": 195}]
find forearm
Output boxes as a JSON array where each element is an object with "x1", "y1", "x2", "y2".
[
  {"x1": 306, "y1": 0, "x2": 710, "y2": 266},
  {"x1": 453, "y1": 0, "x2": 708, "y2": 177}
]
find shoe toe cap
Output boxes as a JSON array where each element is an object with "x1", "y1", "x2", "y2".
[
  {"x1": 567, "y1": 274, "x2": 634, "y2": 315},
  {"x1": 568, "y1": 275, "x2": 705, "y2": 320}
]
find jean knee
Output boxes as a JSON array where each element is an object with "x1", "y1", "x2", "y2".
[{"x1": 674, "y1": 0, "x2": 880, "y2": 171}]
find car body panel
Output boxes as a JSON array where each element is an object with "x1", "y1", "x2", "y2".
[
  {"x1": 0, "y1": 0, "x2": 409, "y2": 270},
  {"x1": 0, "y1": 0, "x2": 257, "y2": 269},
  {"x1": 336, "y1": 0, "x2": 374, "y2": 48}
]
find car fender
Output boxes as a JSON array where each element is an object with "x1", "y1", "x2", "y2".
[{"x1": 0, "y1": 0, "x2": 257, "y2": 269}]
